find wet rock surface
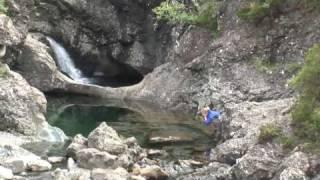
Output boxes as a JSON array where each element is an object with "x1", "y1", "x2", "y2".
[{"x1": 17, "y1": 34, "x2": 71, "y2": 92}]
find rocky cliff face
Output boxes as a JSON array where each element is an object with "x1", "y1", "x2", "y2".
[{"x1": 29, "y1": 0, "x2": 171, "y2": 79}]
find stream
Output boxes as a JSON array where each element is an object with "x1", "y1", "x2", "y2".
[{"x1": 46, "y1": 94, "x2": 217, "y2": 161}]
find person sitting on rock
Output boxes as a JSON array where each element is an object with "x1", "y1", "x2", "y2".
[{"x1": 200, "y1": 106, "x2": 221, "y2": 126}]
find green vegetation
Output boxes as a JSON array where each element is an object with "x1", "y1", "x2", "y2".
[
  {"x1": 279, "y1": 135, "x2": 296, "y2": 150},
  {"x1": 237, "y1": 0, "x2": 282, "y2": 22},
  {"x1": 0, "y1": 0, "x2": 7, "y2": 14},
  {"x1": 286, "y1": 62, "x2": 302, "y2": 74},
  {"x1": 290, "y1": 44, "x2": 320, "y2": 143},
  {"x1": 251, "y1": 57, "x2": 277, "y2": 73},
  {"x1": 306, "y1": 0, "x2": 320, "y2": 10},
  {"x1": 258, "y1": 123, "x2": 282, "y2": 143},
  {"x1": 153, "y1": 0, "x2": 221, "y2": 34}
]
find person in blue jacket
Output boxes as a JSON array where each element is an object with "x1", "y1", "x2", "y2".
[{"x1": 200, "y1": 106, "x2": 221, "y2": 126}]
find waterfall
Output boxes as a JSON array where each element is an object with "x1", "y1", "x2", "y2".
[{"x1": 46, "y1": 37, "x2": 90, "y2": 84}]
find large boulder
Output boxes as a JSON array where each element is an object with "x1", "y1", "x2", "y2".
[
  {"x1": 279, "y1": 167, "x2": 307, "y2": 180},
  {"x1": 0, "y1": 64, "x2": 47, "y2": 135},
  {"x1": 17, "y1": 34, "x2": 71, "y2": 92},
  {"x1": 273, "y1": 151, "x2": 310, "y2": 180},
  {"x1": 231, "y1": 144, "x2": 283, "y2": 180},
  {"x1": 0, "y1": 144, "x2": 52, "y2": 173},
  {"x1": 66, "y1": 134, "x2": 88, "y2": 159},
  {"x1": 88, "y1": 122, "x2": 127, "y2": 155},
  {"x1": 0, "y1": 14, "x2": 23, "y2": 46}
]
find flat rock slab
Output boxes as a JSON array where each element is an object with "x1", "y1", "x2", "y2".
[{"x1": 148, "y1": 131, "x2": 194, "y2": 144}]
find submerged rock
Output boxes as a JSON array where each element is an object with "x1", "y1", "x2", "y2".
[
  {"x1": 148, "y1": 136, "x2": 193, "y2": 144},
  {"x1": 88, "y1": 122, "x2": 127, "y2": 155},
  {"x1": 147, "y1": 149, "x2": 168, "y2": 158},
  {"x1": 37, "y1": 123, "x2": 68, "y2": 143}
]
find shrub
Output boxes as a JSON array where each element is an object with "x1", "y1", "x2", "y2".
[
  {"x1": 237, "y1": 0, "x2": 282, "y2": 22},
  {"x1": 153, "y1": 0, "x2": 220, "y2": 34},
  {"x1": 258, "y1": 123, "x2": 282, "y2": 143},
  {"x1": 0, "y1": 0, "x2": 7, "y2": 14},
  {"x1": 290, "y1": 44, "x2": 320, "y2": 142},
  {"x1": 251, "y1": 57, "x2": 277, "y2": 73},
  {"x1": 280, "y1": 135, "x2": 296, "y2": 150},
  {"x1": 153, "y1": 1, "x2": 197, "y2": 24}
]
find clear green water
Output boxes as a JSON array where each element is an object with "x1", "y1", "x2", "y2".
[{"x1": 46, "y1": 95, "x2": 216, "y2": 160}]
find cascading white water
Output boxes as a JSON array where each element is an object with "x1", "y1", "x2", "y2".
[{"x1": 46, "y1": 37, "x2": 90, "y2": 84}]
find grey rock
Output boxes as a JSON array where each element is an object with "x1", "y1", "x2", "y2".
[
  {"x1": 148, "y1": 136, "x2": 193, "y2": 144},
  {"x1": 0, "y1": 166, "x2": 13, "y2": 179},
  {"x1": 2, "y1": 159, "x2": 25, "y2": 174},
  {"x1": 88, "y1": 122, "x2": 127, "y2": 155},
  {"x1": 26, "y1": 159, "x2": 52, "y2": 172},
  {"x1": 52, "y1": 167, "x2": 91, "y2": 180},
  {"x1": 67, "y1": 158, "x2": 77, "y2": 170},
  {"x1": 0, "y1": 14, "x2": 23, "y2": 46},
  {"x1": 76, "y1": 148, "x2": 117, "y2": 169},
  {"x1": 37, "y1": 124, "x2": 68, "y2": 143},
  {"x1": 48, "y1": 156, "x2": 65, "y2": 164},
  {"x1": 66, "y1": 134, "x2": 88, "y2": 159},
  {"x1": 124, "y1": 137, "x2": 138, "y2": 147},
  {"x1": 0, "y1": 45, "x2": 6, "y2": 58},
  {"x1": 0, "y1": 144, "x2": 52, "y2": 173},
  {"x1": 283, "y1": 152, "x2": 310, "y2": 172},
  {"x1": 133, "y1": 165, "x2": 169, "y2": 180},
  {"x1": 91, "y1": 167, "x2": 129, "y2": 180},
  {"x1": 177, "y1": 162, "x2": 231, "y2": 180},
  {"x1": 213, "y1": 137, "x2": 252, "y2": 165},
  {"x1": 231, "y1": 144, "x2": 283, "y2": 180},
  {"x1": 18, "y1": 34, "x2": 71, "y2": 92},
  {"x1": 147, "y1": 149, "x2": 168, "y2": 158},
  {"x1": 280, "y1": 167, "x2": 308, "y2": 180},
  {"x1": 0, "y1": 64, "x2": 46, "y2": 135}
]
